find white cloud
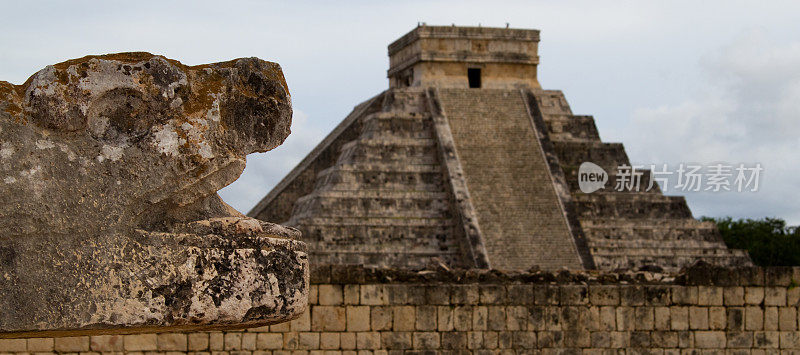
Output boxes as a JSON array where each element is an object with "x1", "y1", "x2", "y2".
[{"x1": 625, "y1": 29, "x2": 800, "y2": 224}]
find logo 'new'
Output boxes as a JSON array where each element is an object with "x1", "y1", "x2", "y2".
[{"x1": 578, "y1": 162, "x2": 607, "y2": 193}]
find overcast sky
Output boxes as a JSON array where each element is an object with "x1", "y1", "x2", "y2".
[{"x1": 2, "y1": 1, "x2": 799, "y2": 224}]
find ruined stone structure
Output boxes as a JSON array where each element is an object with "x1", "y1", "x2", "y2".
[
  {"x1": 5, "y1": 265, "x2": 800, "y2": 353},
  {"x1": 249, "y1": 25, "x2": 750, "y2": 272},
  {"x1": 0, "y1": 53, "x2": 308, "y2": 337},
  {"x1": 0, "y1": 25, "x2": 793, "y2": 354}
]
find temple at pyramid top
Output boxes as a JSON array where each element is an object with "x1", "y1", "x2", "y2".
[
  {"x1": 387, "y1": 25, "x2": 541, "y2": 89},
  {"x1": 249, "y1": 25, "x2": 752, "y2": 272}
]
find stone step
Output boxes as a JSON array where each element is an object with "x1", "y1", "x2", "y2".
[
  {"x1": 313, "y1": 163, "x2": 445, "y2": 191},
  {"x1": 312, "y1": 183, "x2": 445, "y2": 193},
  {"x1": 316, "y1": 162, "x2": 444, "y2": 174},
  {"x1": 580, "y1": 217, "x2": 717, "y2": 230},
  {"x1": 312, "y1": 250, "x2": 460, "y2": 257},
  {"x1": 592, "y1": 252, "x2": 752, "y2": 271},
  {"x1": 590, "y1": 246, "x2": 746, "y2": 257},
  {"x1": 574, "y1": 191, "x2": 685, "y2": 204},
  {"x1": 337, "y1": 138, "x2": 439, "y2": 165},
  {"x1": 533, "y1": 90, "x2": 573, "y2": 116},
  {"x1": 359, "y1": 112, "x2": 434, "y2": 140},
  {"x1": 341, "y1": 137, "x2": 438, "y2": 149},
  {"x1": 587, "y1": 238, "x2": 727, "y2": 249},
  {"x1": 295, "y1": 221, "x2": 459, "y2": 252},
  {"x1": 291, "y1": 192, "x2": 453, "y2": 219},
  {"x1": 553, "y1": 141, "x2": 630, "y2": 171},
  {"x1": 295, "y1": 189, "x2": 450, "y2": 208},
  {"x1": 296, "y1": 189, "x2": 450, "y2": 202},
  {"x1": 580, "y1": 217, "x2": 717, "y2": 229},
  {"x1": 310, "y1": 239, "x2": 459, "y2": 254},
  {"x1": 579, "y1": 218, "x2": 723, "y2": 242},
  {"x1": 542, "y1": 114, "x2": 601, "y2": 143},
  {"x1": 379, "y1": 87, "x2": 428, "y2": 113},
  {"x1": 299, "y1": 226, "x2": 457, "y2": 246},
  {"x1": 363, "y1": 111, "x2": 431, "y2": 121},
  {"x1": 292, "y1": 216, "x2": 455, "y2": 227},
  {"x1": 309, "y1": 250, "x2": 462, "y2": 269},
  {"x1": 573, "y1": 193, "x2": 693, "y2": 219},
  {"x1": 583, "y1": 226, "x2": 723, "y2": 243}
]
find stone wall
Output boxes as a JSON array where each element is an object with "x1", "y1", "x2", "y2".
[
  {"x1": 387, "y1": 25, "x2": 541, "y2": 89},
  {"x1": 3, "y1": 266, "x2": 799, "y2": 353}
]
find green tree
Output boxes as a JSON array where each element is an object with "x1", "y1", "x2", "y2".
[{"x1": 701, "y1": 217, "x2": 800, "y2": 266}]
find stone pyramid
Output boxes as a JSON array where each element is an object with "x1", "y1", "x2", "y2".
[{"x1": 249, "y1": 25, "x2": 751, "y2": 271}]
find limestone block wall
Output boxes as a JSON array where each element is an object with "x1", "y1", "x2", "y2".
[{"x1": 2, "y1": 266, "x2": 799, "y2": 353}]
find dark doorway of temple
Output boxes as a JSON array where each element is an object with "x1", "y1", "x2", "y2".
[{"x1": 468, "y1": 68, "x2": 481, "y2": 88}]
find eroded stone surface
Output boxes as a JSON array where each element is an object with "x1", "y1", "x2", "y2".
[{"x1": 0, "y1": 53, "x2": 308, "y2": 337}]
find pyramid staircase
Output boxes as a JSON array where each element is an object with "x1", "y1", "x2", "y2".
[
  {"x1": 250, "y1": 87, "x2": 751, "y2": 272},
  {"x1": 285, "y1": 88, "x2": 472, "y2": 269},
  {"x1": 530, "y1": 90, "x2": 751, "y2": 271}
]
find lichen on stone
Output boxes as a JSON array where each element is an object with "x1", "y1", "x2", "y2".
[{"x1": 0, "y1": 53, "x2": 307, "y2": 338}]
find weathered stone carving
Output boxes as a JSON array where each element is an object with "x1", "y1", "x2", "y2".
[{"x1": 0, "y1": 53, "x2": 308, "y2": 337}]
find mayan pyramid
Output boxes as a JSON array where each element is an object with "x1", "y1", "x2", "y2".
[{"x1": 249, "y1": 25, "x2": 752, "y2": 272}]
